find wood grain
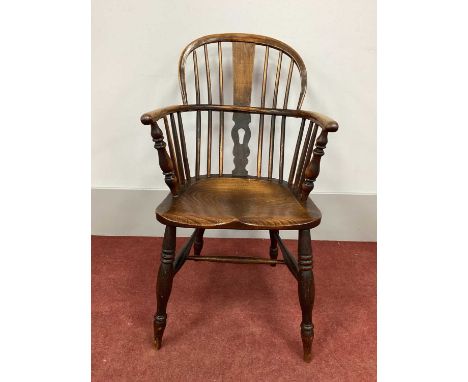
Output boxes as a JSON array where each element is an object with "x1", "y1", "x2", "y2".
[
  {"x1": 298, "y1": 229, "x2": 314, "y2": 362},
  {"x1": 154, "y1": 225, "x2": 176, "y2": 349},
  {"x1": 231, "y1": 42, "x2": 255, "y2": 175},
  {"x1": 150, "y1": 121, "x2": 178, "y2": 195},
  {"x1": 232, "y1": 42, "x2": 255, "y2": 106},
  {"x1": 176, "y1": 112, "x2": 191, "y2": 182},
  {"x1": 156, "y1": 177, "x2": 321, "y2": 230},
  {"x1": 218, "y1": 43, "x2": 224, "y2": 176},
  {"x1": 141, "y1": 104, "x2": 338, "y2": 132},
  {"x1": 169, "y1": 113, "x2": 185, "y2": 185},
  {"x1": 301, "y1": 129, "x2": 329, "y2": 200},
  {"x1": 187, "y1": 255, "x2": 285, "y2": 265}
]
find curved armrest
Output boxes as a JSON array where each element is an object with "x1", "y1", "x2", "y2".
[{"x1": 141, "y1": 104, "x2": 338, "y2": 132}]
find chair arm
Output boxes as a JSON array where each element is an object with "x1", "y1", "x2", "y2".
[
  {"x1": 140, "y1": 104, "x2": 338, "y2": 132},
  {"x1": 140, "y1": 104, "x2": 338, "y2": 198}
]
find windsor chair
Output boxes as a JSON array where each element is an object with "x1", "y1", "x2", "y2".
[{"x1": 140, "y1": 33, "x2": 338, "y2": 362}]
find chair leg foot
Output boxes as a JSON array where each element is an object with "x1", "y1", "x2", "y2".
[
  {"x1": 153, "y1": 314, "x2": 167, "y2": 349},
  {"x1": 301, "y1": 323, "x2": 314, "y2": 362},
  {"x1": 194, "y1": 228, "x2": 205, "y2": 256},
  {"x1": 154, "y1": 225, "x2": 176, "y2": 350},
  {"x1": 269, "y1": 230, "x2": 279, "y2": 267},
  {"x1": 298, "y1": 229, "x2": 315, "y2": 362}
]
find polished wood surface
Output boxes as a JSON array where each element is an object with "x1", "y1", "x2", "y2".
[
  {"x1": 302, "y1": 129, "x2": 329, "y2": 199},
  {"x1": 193, "y1": 228, "x2": 205, "y2": 256},
  {"x1": 187, "y1": 255, "x2": 285, "y2": 265},
  {"x1": 156, "y1": 177, "x2": 321, "y2": 230},
  {"x1": 232, "y1": 42, "x2": 256, "y2": 106},
  {"x1": 298, "y1": 229, "x2": 315, "y2": 362},
  {"x1": 231, "y1": 42, "x2": 255, "y2": 175},
  {"x1": 178, "y1": 33, "x2": 307, "y2": 109},
  {"x1": 150, "y1": 121, "x2": 178, "y2": 195},
  {"x1": 141, "y1": 33, "x2": 338, "y2": 362},
  {"x1": 141, "y1": 104, "x2": 338, "y2": 132},
  {"x1": 269, "y1": 229, "x2": 279, "y2": 266},
  {"x1": 153, "y1": 225, "x2": 176, "y2": 349}
]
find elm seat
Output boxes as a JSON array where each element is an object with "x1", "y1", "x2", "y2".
[{"x1": 156, "y1": 177, "x2": 322, "y2": 230}]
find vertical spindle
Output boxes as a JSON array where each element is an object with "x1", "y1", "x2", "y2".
[
  {"x1": 204, "y1": 45, "x2": 212, "y2": 176},
  {"x1": 288, "y1": 118, "x2": 306, "y2": 185},
  {"x1": 272, "y1": 52, "x2": 283, "y2": 108},
  {"x1": 169, "y1": 113, "x2": 185, "y2": 185},
  {"x1": 279, "y1": 117, "x2": 286, "y2": 182},
  {"x1": 299, "y1": 123, "x2": 318, "y2": 188},
  {"x1": 267, "y1": 52, "x2": 283, "y2": 179},
  {"x1": 177, "y1": 112, "x2": 191, "y2": 182},
  {"x1": 193, "y1": 50, "x2": 201, "y2": 104},
  {"x1": 193, "y1": 50, "x2": 201, "y2": 179},
  {"x1": 280, "y1": 61, "x2": 294, "y2": 181},
  {"x1": 180, "y1": 59, "x2": 188, "y2": 105},
  {"x1": 204, "y1": 44, "x2": 212, "y2": 104},
  {"x1": 163, "y1": 116, "x2": 180, "y2": 183},
  {"x1": 260, "y1": 47, "x2": 269, "y2": 108},
  {"x1": 194, "y1": 49, "x2": 202, "y2": 178},
  {"x1": 207, "y1": 111, "x2": 212, "y2": 177},
  {"x1": 267, "y1": 116, "x2": 275, "y2": 179},
  {"x1": 218, "y1": 42, "x2": 224, "y2": 176},
  {"x1": 195, "y1": 111, "x2": 201, "y2": 180},
  {"x1": 294, "y1": 121, "x2": 313, "y2": 190},
  {"x1": 257, "y1": 47, "x2": 269, "y2": 178},
  {"x1": 283, "y1": 60, "x2": 294, "y2": 109}
]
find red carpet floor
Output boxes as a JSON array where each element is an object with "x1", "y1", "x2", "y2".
[{"x1": 92, "y1": 236, "x2": 376, "y2": 381}]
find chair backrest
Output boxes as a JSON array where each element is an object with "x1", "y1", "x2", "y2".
[
  {"x1": 178, "y1": 33, "x2": 307, "y2": 109},
  {"x1": 171, "y1": 34, "x2": 319, "y2": 185}
]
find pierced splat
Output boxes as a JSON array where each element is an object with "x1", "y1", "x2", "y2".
[
  {"x1": 231, "y1": 42, "x2": 255, "y2": 175},
  {"x1": 231, "y1": 113, "x2": 251, "y2": 176}
]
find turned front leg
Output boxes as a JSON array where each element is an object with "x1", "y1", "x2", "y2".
[
  {"x1": 154, "y1": 225, "x2": 176, "y2": 349},
  {"x1": 269, "y1": 230, "x2": 279, "y2": 266},
  {"x1": 193, "y1": 228, "x2": 205, "y2": 256},
  {"x1": 298, "y1": 229, "x2": 315, "y2": 362}
]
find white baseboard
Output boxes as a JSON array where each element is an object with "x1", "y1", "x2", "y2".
[{"x1": 91, "y1": 188, "x2": 376, "y2": 241}]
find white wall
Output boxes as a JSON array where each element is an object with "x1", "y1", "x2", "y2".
[{"x1": 92, "y1": 0, "x2": 376, "y2": 240}]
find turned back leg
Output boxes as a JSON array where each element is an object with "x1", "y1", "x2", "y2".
[
  {"x1": 194, "y1": 228, "x2": 205, "y2": 256},
  {"x1": 154, "y1": 225, "x2": 176, "y2": 349},
  {"x1": 297, "y1": 229, "x2": 315, "y2": 362},
  {"x1": 269, "y1": 230, "x2": 279, "y2": 266}
]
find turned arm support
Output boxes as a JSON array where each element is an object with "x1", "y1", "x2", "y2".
[
  {"x1": 150, "y1": 121, "x2": 179, "y2": 196},
  {"x1": 141, "y1": 104, "x2": 338, "y2": 133},
  {"x1": 300, "y1": 125, "x2": 339, "y2": 200}
]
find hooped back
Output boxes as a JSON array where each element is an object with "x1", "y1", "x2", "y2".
[
  {"x1": 178, "y1": 33, "x2": 308, "y2": 109},
  {"x1": 158, "y1": 34, "x2": 322, "y2": 189}
]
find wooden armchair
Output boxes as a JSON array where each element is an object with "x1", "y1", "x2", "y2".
[{"x1": 140, "y1": 33, "x2": 338, "y2": 362}]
